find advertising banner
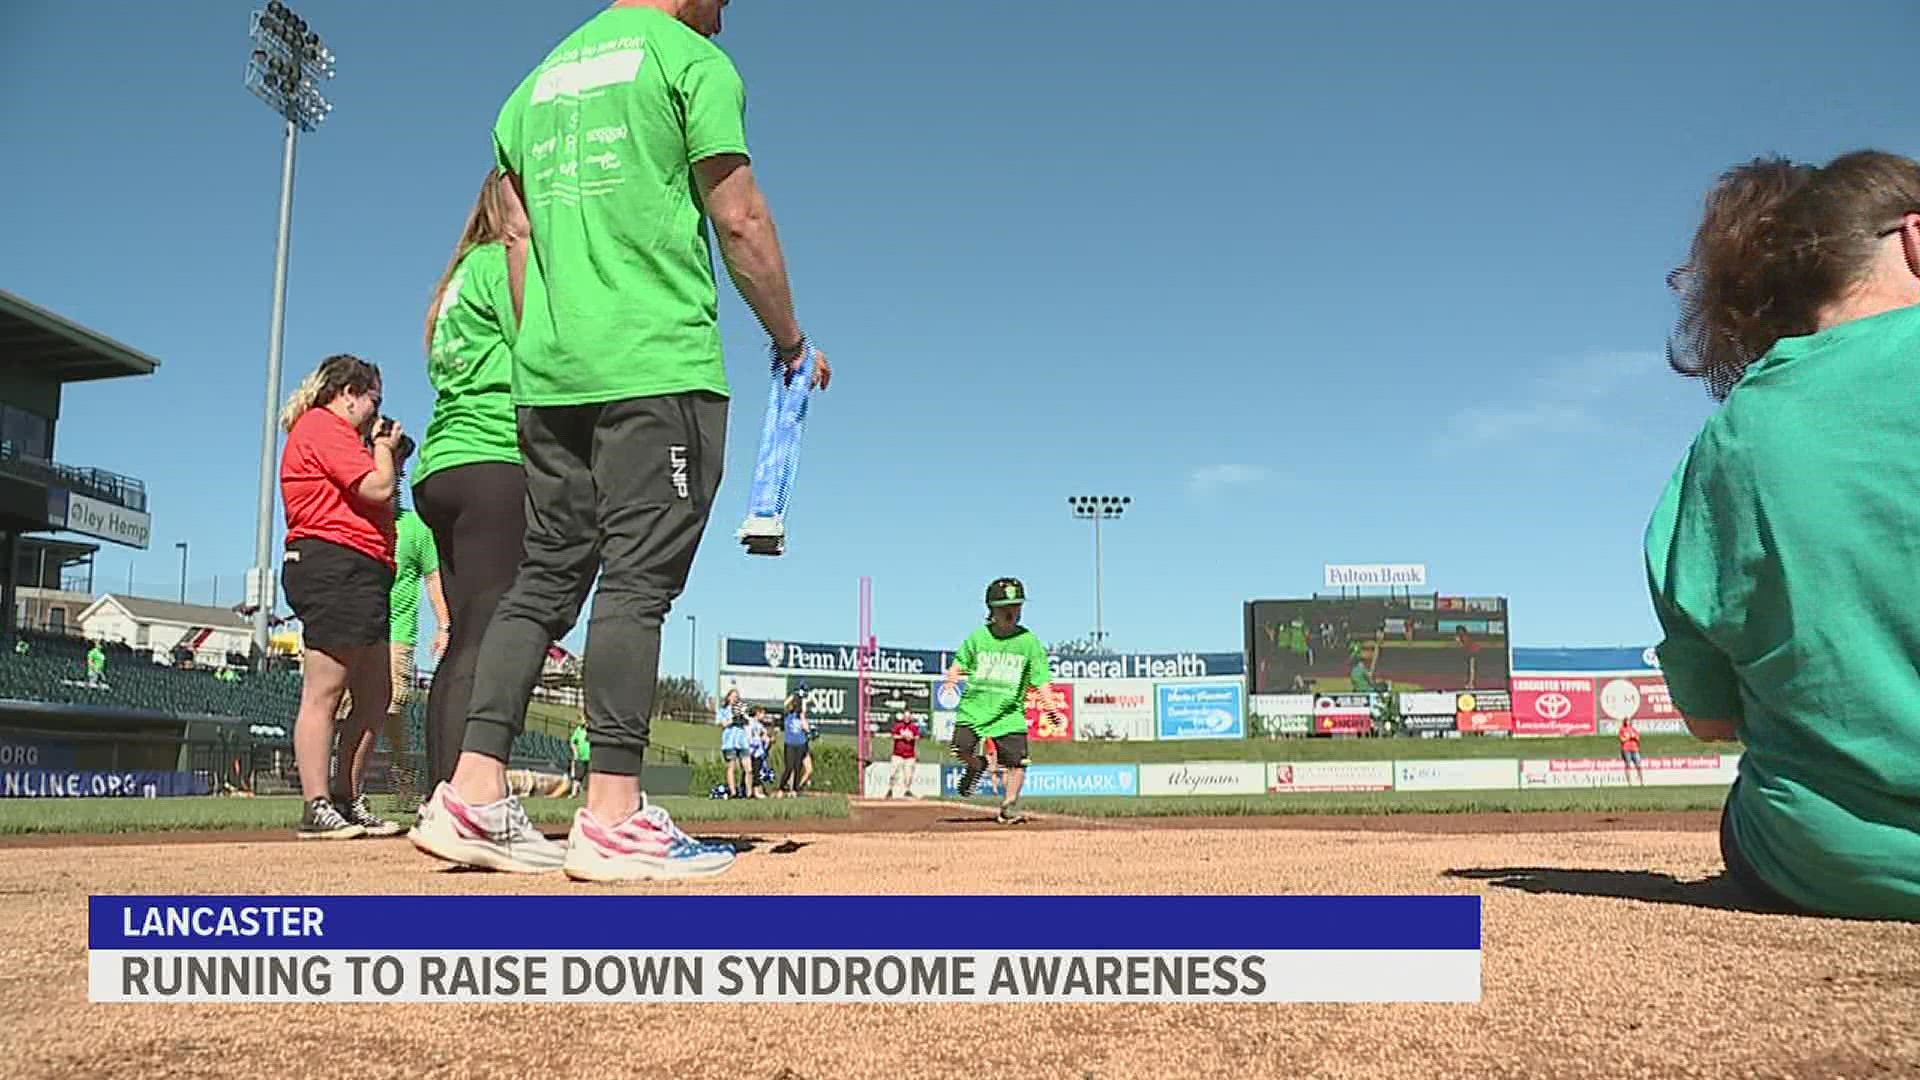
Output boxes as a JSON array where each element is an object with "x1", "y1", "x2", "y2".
[
  {"x1": 1398, "y1": 691, "x2": 1456, "y2": 716},
  {"x1": 1025, "y1": 683, "x2": 1075, "y2": 742},
  {"x1": 0, "y1": 770, "x2": 211, "y2": 798},
  {"x1": 1393, "y1": 758, "x2": 1518, "y2": 792},
  {"x1": 792, "y1": 675, "x2": 858, "y2": 737},
  {"x1": 1267, "y1": 761, "x2": 1394, "y2": 793},
  {"x1": 1519, "y1": 754, "x2": 1740, "y2": 789},
  {"x1": 1511, "y1": 676, "x2": 1597, "y2": 737},
  {"x1": 1454, "y1": 690, "x2": 1513, "y2": 734},
  {"x1": 864, "y1": 678, "x2": 933, "y2": 734},
  {"x1": 716, "y1": 672, "x2": 787, "y2": 709},
  {"x1": 0, "y1": 739, "x2": 77, "y2": 770},
  {"x1": 862, "y1": 761, "x2": 943, "y2": 798},
  {"x1": 1324, "y1": 564, "x2": 1428, "y2": 588},
  {"x1": 1313, "y1": 694, "x2": 1377, "y2": 736},
  {"x1": 942, "y1": 764, "x2": 1137, "y2": 798},
  {"x1": 1138, "y1": 762, "x2": 1266, "y2": 797},
  {"x1": 1396, "y1": 713, "x2": 1457, "y2": 735},
  {"x1": 1250, "y1": 694, "x2": 1315, "y2": 737},
  {"x1": 725, "y1": 637, "x2": 1244, "y2": 679},
  {"x1": 1596, "y1": 676, "x2": 1681, "y2": 728},
  {"x1": 1156, "y1": 683, "x2": 1246, "y2": 741},
  {"x1": 1075, "y1": 681, "x2": 1156, "y2": 741}
]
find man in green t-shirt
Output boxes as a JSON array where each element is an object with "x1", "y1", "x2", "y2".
[
  {"x1": 424, "y1": 0, "x2": 829, "y2": 883},
  {"x1": 570, "y1": 715, "x2": 590, "y2": 799},
  {"x1": 86, "y1": 642, "x2": 106, "y2": 688},
  {"x1": 940, "y1": 578, "x2": 1064, "y2": 825}
]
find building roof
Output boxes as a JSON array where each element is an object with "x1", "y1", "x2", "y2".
[
  {"x1": 80, "y1": 594, "x2": 252, "y2": 630},
  {"x1": 0, "y1": 290, "x2": 161, "y2": 383}
]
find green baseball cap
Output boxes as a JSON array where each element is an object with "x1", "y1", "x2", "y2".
[{"x1": 986, "y1": 578, "x2": 1027, "y2": 607}]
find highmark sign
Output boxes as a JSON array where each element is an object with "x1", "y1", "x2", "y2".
[{"x1": 721, "y1": 638, "x2": 1244, "y2": 679}]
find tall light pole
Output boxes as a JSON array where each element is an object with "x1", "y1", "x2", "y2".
[
  {"x1": 688, "y1": 614, "x2": 698, "y2": 683},
  {"x1": 175, "y1": 543, "x2": 188, "y2": 604},
  {"x1": 243, "y1": 0, "x2": 335, "y2": 667},
  {"x1": 1068, "y1": 495, "x2": 1130, "y2": 648}
]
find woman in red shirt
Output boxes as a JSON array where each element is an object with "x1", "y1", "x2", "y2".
[{"x1": 277, "y1": 354, "x2": 408, "y2": 840}]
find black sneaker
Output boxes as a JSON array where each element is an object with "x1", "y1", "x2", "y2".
[
  {"x1": 338, "y1": 795, "x2": 404, "y2": 838},
  {"x1": 996, "y1": 805, "x2": 1027, "y2": 825},
  {"x1": 297, "y1": 797, "x2": 365, "y2": 840}
]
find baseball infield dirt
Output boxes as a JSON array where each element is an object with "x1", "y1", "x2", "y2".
[{"x1": 4, "y1": 801, "x2": 1915, "y2": 1079}]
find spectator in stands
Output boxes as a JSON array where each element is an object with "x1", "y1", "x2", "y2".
[
  {"x1": 887, "y1": 710, "x2": 921, "y2": 799},
  {"x1": 278, "y1": 353, "x2": 408, "y2": 841},
  {"x1": 1649, "y1": 149, "x2": 1920, "y2": 921},
  {"x1": 85, "y1": 641, "x2": 105, "y2": 689},
  {"x1": 414, "y1": 0, "x2": 826, "y2": 882},
  {"x1": 411, "y1": 169, "x2": 529, "y2": 794}
]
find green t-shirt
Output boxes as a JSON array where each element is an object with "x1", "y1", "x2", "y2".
[
  {"x1": 1644, "y1": 304, "x2": 1920, "y2": 922},
  {"x1": 952, "y1": 624, "x2": 1053, "y2": 739},
  {"x1": 389, "y1": 510, "x2": 440, "y2": 645},
  {"x1": 87, "y1": 647, "x2": 104, "y2": 673},
  {"x1": 491, "y1": 7, "x2": 748, "y2": 407},
  {"x1": 418, "y1": 242, "x2": 521, "y2": 485},
  {"x1": 571, "y1": 726, "x2": 590, "y2": 762}
]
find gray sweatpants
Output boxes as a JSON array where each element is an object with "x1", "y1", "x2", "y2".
[{"x1": 462, "y1": 392, "x2": 727, "y2": 778}]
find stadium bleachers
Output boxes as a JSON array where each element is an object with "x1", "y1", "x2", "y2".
[{"x1": 2, "y1": 631, "x2": 572, "y2": 778}]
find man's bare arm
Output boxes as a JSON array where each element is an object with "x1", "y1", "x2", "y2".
[
  {"x1": 694, "y1": 154, "x2": 804, "y2": 355},
  {"x1": 1682, "y1": 715, "x2": 1739, "y2": 742},
  {"x1": 499, "y1": 170, "x2": 531, "y2": 323}
]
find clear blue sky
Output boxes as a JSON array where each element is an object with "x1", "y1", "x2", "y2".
[{"x1": 3, "y1": 0, "x2": 1916, "y2": 673}]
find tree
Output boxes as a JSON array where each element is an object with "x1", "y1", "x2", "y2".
[
  {"x1": 1052, "y1": 636, "x2": 1117, "y2": 658},
  {"x1": 653, "y1": 675, "x2": 711, "y2": 721}
]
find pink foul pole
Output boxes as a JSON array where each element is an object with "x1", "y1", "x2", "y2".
[{"x1": 856, "y1": 576, "x2": 874, "y2": 788}]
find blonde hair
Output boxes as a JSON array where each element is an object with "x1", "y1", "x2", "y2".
[
  {"x1": 279, "y1": 354, "x2": 382, "y2": 433},
  {"x1": 425, "y1": 169, "x2": 522, "y2": 355}
]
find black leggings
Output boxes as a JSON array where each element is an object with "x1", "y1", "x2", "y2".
[
  {"x1": 781, "y1": 743, "x2": 809, "y2": 792},
  {"x1": 412, "y1": 461, "x2": 527, "y2": 789}
]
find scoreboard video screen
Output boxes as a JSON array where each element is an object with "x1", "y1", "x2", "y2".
[{"x1": 1244, "y1": 595, "x2": 1510, "y2": 695}]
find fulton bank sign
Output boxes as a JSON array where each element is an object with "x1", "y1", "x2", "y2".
[{"x1": 723, "y1": 638, "x2": 1244, "y2": 679}]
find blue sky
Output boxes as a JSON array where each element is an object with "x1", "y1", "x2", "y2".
[{"x1": 3, "y1": 0, "x2": 1916, "y2": 675}]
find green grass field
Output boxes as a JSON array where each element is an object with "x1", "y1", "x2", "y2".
[{"x1": 0, "y1": 793, "x2": 850, "y2": 836}]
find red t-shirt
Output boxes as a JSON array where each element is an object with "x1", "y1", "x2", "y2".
[
  {"x1": 1619, "y1": 723, "x2": 1641, "y2": 754},
  {"x1": 892, "y1": 720, "x2": 920, "y2": 758},
  {"x1": 280, "y1": 408, "x2": 395, "y2": 568}
]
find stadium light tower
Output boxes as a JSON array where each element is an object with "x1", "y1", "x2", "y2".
[
  {"x1": 1068, "y1": 495, "x2": 1130, "y2": 648},
  {"x1": 243, "y1": 1, "x2": 335, "y2": 666}
]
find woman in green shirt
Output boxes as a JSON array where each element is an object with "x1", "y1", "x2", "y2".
[
  {"x1": 1649, "y1": 149, "x2": 1920, "y2": 921},
  {"x1": 411, "y1": 171, "x2": 528, "y2": 792}
]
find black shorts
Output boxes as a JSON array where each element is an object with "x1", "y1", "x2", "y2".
[
  {"x1": 952, "y1": 726, "x2": 1029, "y2": 768},
  {"x1": 283, "y1": 538, "x2": 393, "y2": 652}
]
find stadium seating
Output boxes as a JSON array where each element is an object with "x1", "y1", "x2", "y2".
[{"x1": 2, "y1": 631, "x2": 572, "y2": 774}]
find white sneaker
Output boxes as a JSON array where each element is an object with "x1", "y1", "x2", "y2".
[
  {"x1": 407, "y1": 782, "x2": 567, "y2": 874},
  {"x1": 563, "y1": 795, "x2": 737, "y2": 882}
]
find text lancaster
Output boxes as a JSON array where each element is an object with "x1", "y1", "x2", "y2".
[{"x1": 100, "y1": 951, "x2": 1276, "y2": 1003}]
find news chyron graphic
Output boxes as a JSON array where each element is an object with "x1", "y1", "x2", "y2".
[
  {"x1": 1245, "y1": 595, "x2": 1512, "y2": 696},
  {"x1": 89, "y1": 896, "x2": 1482, "y2": 1004}
]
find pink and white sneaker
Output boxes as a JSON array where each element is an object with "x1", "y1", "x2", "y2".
[
  {"x1": 407, "y1": 782, "x2": 567, "y2": 874},
  {"x1": 563, "y1": 796, "x2": 737, "y2": 882}
]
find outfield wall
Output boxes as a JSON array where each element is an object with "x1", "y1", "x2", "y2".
[{"x1": 862, "y1": 753, "x2": 1741, "y2": 799}]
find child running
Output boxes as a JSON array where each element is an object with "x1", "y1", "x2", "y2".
[{"x1": 940, "y1": 577, "x2": 1063, "y2": 825}]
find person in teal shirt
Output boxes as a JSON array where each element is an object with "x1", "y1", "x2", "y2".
[{"x1": 1646, "y1": 148, "x2": 1920, "y2": 922}]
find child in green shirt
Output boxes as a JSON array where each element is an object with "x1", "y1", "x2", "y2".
[{"x1": 940, "y1": 578, "x2": 1063, "y2": 825}]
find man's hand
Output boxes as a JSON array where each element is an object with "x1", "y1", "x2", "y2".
[
  {"x1": 432, "y1": 627, "x2": 450, "y2": 659},
  {"x1": 784, "y1": 343, "x2": 831, "y2": 390}
]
